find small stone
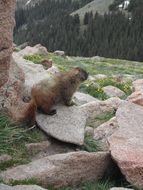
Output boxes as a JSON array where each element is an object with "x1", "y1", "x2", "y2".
[
  {"x1": 102, "y1": 86, "x2": 125, "y2": 98},
  {"x1": 81, "y1": 97, "x2": 122, "y2": 118},
  {"x1": 74, "y1": 92, "x2": 99, "y2": 106},
  {"x1": 0, "y1": 155, "x2": 12, "y2": 163},
  {"x1": 128, "y1": 90, "x2": 143, "y2": 106},
  {"x1": 132, "y1": 79, "x2": 143, "y2": 91},
  {"x1": 94, "y1": 74, "x2": 107, "y2": 80},
  {"x1": 25, "y1": 141, "x2": 51, "y2": 156},
  {"x1": 54, "y1": 50, "x2": 65, "y2": 57},
  {"x1": 41, "y1": 59, "x2": 53, "y2": 69},
  {"x1": 85, "y1": 127, "x2": 94, "y2": 137},
  {"x1": 18, "y1": 44, "x2": 48, "y2": 57}
]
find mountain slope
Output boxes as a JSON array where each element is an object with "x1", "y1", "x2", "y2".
[
  {"x1": 71, "y1": 0, "x2": 114, "y2": 20},
  {"x1": 16, "y1": 0, "x2": 43, "y2": 9}
]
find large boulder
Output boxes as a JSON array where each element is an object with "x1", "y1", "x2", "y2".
[
  {"x1": 0, "y1": 0, "x2": 24, "y2": 109},
  {"x1": 0, "y1": 57, "x2": 25, "y2": 109},
  {"x1": 0, "y1": 184, "x2": 47, "y2": 190},
  {"x1": 0, "y1": 151, "x2": 111, "y2": 188},
  {"x1": 36, "y1": 105, "x2": 87, "y2": 145},
  {"x1": 0, "y1": 0, "x2": 15, "y2": 88},
  {"x1": 108, "y1": 101, "x2": 143, "y2": 188},
  {"x1": 102, "y1": 86, "x2": 125, "y2": 98}
]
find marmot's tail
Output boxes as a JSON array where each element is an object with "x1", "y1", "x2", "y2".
[
  {"x1": 20, "y1": 99, "x2": 37, "y2": 127},
  {"x1": 3, "y1": 99, "x2": 37, "y2": 127}
]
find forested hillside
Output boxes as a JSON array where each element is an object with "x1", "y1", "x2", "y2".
[{"x1": 14, "y1": 0, "x2": 143, "y2": 61}]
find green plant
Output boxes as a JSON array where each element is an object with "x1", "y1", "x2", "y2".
[
  {"x1": 0, "y1": 113, "x2": 45, "y2": 156},
  {"x1": 0, "y1": 114, "x2": 25, "y2": 154},
  {"x1": 81, "y1": 181, "x2": 114, "y2": 190},
  {"x1": 80, "y1": 83, "x2": 108, "y2": 100},
  {"x1": 24, "y1": 54, "x2": 44, "y2": 64},
  {"x1": 83, "y1": 135, "x2": 101, "y2": 152},
  {"x1": 95, "y1": 111, "x2": 115, "y2": 121},
  {"x1": 0, "y1": 159, "x2": 30, "y2": 171},
  {"x1": 10, "y1": 178, "x2": 42, "y2": 186}
]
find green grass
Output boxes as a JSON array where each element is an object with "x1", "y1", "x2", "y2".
[
  {"x1": 23, "y1": 54, "x2": 44, "y2": 64},
  {"x1": 24, "y1": 52, "x2": 143, "y2": 77},
  {"x1": 86, "y1": 111, "x2": 115, "y2": 129},
  {"x1": 79, "y1": 77, "x2": 132, "y2": 100},
  {"x1": 9, "y1": 179, "x2": 116, "y2": 190},
  {"x1": 83, "y1": 135, "x2": 101, "y2": 152},
  {"x1": 81, "y1": 181, "x2": 114, "y2": 190},
  {"x1": 80, "y1": 82, "x2": 109, "y2": 100},
  {"x1": 95, "y1": 111, "x2": 115, "y2": 121},
  {"x1": 0, "y1": 159, "x2": 30, "y2": 171},
  {"x1": 10, "y1": 178, "x2": 42, "y2": 186},
  {"x1": 0, "y1": 113, "x2": 46, "y2": 165}
]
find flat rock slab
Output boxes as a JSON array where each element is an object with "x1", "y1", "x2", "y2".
[
  {"x1": 0, "y1": 151, "x2": 111, "y2": 188},
  {"x1": 108, "y1": 101, "x2": 143, "y2": 188},
  {"x1": 36, "y1": 105, "x2": 86, "y2": 145},
  {"x1": 0, "y1": 184, "x2": 47, "y2": 190}
]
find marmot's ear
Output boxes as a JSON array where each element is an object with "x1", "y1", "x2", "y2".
[{"x1": 74, "y1": 67, "x2": 80, "y2": 75}]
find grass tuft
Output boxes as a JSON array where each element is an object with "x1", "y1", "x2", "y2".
[
  {"x1": 83, "y1": 135, "x2": 101, "y2": 152},
  {"x1": 86, "y1": 111, "x2": 115, "y2": 129},
  {"x1": 82, "y1": 181, "x2": 114, "y2": 190},
  {"x1": 0, "y1": 159, "x2": 30, "y2": 171},
  {"x1": 0, "y1": 113, "x2": 45, "y2": 157}
]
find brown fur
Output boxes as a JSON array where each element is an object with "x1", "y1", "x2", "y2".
[
  {"x1": 17, "y1": 99, "x2": 37, "y2": 126},
  {"x1": 4, "y1": 67, "x2": 88, "y2": 126},
  {"x1": 3, "y1": 99, "x2": 37, "y2": 127},
  {"x1": 31, "y1": 67, "x2": 88, "y2": 114}
]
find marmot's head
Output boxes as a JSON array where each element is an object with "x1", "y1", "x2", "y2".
[{"x1": 74, "y1": 67, "x2": 88, "y2": 81}]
